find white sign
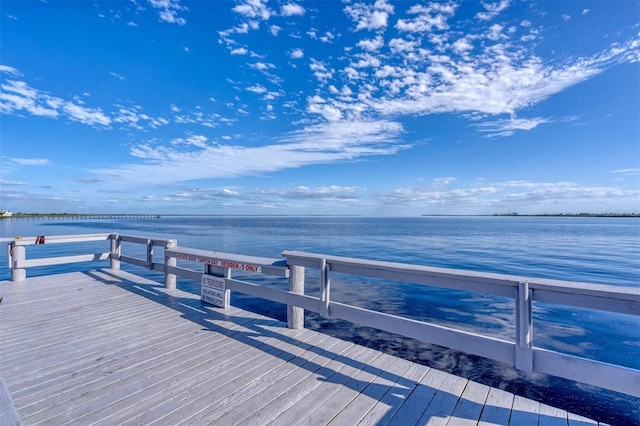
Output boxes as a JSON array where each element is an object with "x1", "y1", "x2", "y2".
[
  {"x1": 201, "y1": 274, "x2": 227, "y2": 307},
  {"x1": 176, "y1": 253, "x2": 262, "y2": 273}
]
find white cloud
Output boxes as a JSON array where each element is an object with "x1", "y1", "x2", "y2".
[
  {"x1": 310, "y1": 59, "x2": 334, "y2": 82},
  {"x1": 452, "y1": 37, "x2": 473, "y2": 54},
  {"x1": 171, "y1": 134, "x2": 208, "y2": 148},
  {"x1": 249, "y1": 62, "x2": 276, "y2": 73},
  {"x1": 611, "y1": 168, "x2": 640, "y2": 175},
  {"x1": 147, "y1": 0, "x2": 187, "y2": 25},
  {"x1": 62, "y1": 102, "x2": 111, "y2": 126},
  {"x1": 1, "y1": 80, "x2": 59, "y2": 118},
  {"x1": 127, "y1": 21, "x2": 138, "y2": 27},
  {"x1": 487, "y1": 24, "x2": 506, "y2": 41},
  {"x1": 0, "y1": 179, "x2": 27, "y2": 186},
  {"x1": 357, "y1": 36, "x2": 384, "y2": 51},
  {"x1": 476, "y1": 0, "x2": 510, "y2": 21},
  {"x1": 388, "y1": 38, "x2": 416, "y2": 54},
  {"x1": 246, "y1": 84, "x2": 268, "y2": 94},
  {"x1": 110, "y1": 71, "x2": 125, "y2": 80},
  {"x1": 281, "y1": 3, "x2": 305, "y2": 17},
  {"x1": 290, "y1": 48, "x2": 304, "y2": 59},
  {"x1": 343, "y1": 34, "x2": 640, "y2": 122},
  {"x1": 10, "y1": 158, "x2": 49, "y2": 166},
  {"x1": 395, "y1": 2, "x2": 457, "y2": 33},
  {"x1": 269, "y1": 25, "x2": 281, "y2": 36},
  {"x1": 475, "y1": 117, "x2": 549, "y2": 137},
  {"x1": 91, "y1": 119, "x2": 406, "y2": 185},
  {"x1": 230, "y1": 47, "x2": 248, "y2": 55},
  {"x1": 582, "y1": 9, "x2": 590, "y2": 15},
  {"x1": 0, "y1": 65, "x2": 20, "y2": 75},
  {"x1": 261, "y1": 185, "x2": 361, "y2": 201},
  {"x1": 375, "y1": 180, "x2": 640, "y2": 212},
  {"x1": 562, "y1": 14, "x2": 571, "y2": 21},
  {"x1": 319, "y1": 31, "x2": 336, "y2": 44},
  {"x1": 344, "y1": 0, "x2": 394, "y2": 31},
  {"x1": 232, "y1": 0, "x2": 271, "y2": 20}
]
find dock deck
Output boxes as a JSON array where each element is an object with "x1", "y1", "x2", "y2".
[{"x1": 0, "y1": 270, "x2": 607, "y2": 425}]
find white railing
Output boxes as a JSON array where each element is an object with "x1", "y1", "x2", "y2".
[{"x1": 2, "y1": 233, "x2": 639, "y2": 397}]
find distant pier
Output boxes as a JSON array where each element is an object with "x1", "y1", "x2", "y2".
[{"x1": 3, "y1": 213, "x2": 159, "y2": 220}]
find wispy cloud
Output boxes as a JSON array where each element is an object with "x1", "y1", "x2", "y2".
[
  {"x1": 147, "y1": 0, "x2": 187, "y2": 25},
  {"x1": 0, "y1": 65, "x2": 20, "y2": 75},
  {"x1": 476, "y1": 0, "x2": 510, "y2": 21},
  {"x1": 375, "y1": 179, "x2": 640, "y2": 212},
  {"x1": 0, "y1": 179, "x2": 27, "y2": 186},
  {"x1": 1, "y1": 77, "x2": 111, "y2": 125},
  {"x1": 9, "y1": 158, "x2": 49, "y2": 166},
  {"x1": 611, "y1": 168, "x2": 640, "y2": 175},
  {"x1": 90, "y1": 118, "x2": 406, "y2": 185},
  {"x1": 475, "y1": 117, "x2": 549, "y2": 137}
]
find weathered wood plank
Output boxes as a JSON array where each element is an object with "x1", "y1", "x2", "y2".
[
  {"x1": 202, "y1": 332, "x2": 355, "y2": 425},
  {"x1": 478, "y1": 386, "x2": 515, "y2": 426},
  {"x1": 414, "y1": 372, "x2": 468, "y2": 426},
  {"x1": 352, "y1": 358, "x2": 428, "y2": 426},
  {"x1": 538, "y1": 402, "x2": 569, "y2": 425},
  {"x1": 98, "y1": 327, "x2": 323, "y2": 425},
  {"x1": 384, "y1": 366, "x2": 447, "y2": 426},
  {"x1": 567, "y1": 411, "x2": 598, "y2": 425},
  {"x1": 290, "y1": 347, "x2": 388, "y2": 425},
  {"x1": 0, "y1": 378, "x2": 20, "y2": 426},
  {"x1": 52, "y1": 325, "x2": 311, "y2": 426},
  {"x1": 446, "y1": 380, "x2": 491, "y2": 425},
  {"x1": 509, "y1": 394, "x2": 540, "y2": 425},
  {"x1": 325, "y1": 353, "x2": 403, "y2": 425},
  {"x1": 177, "y1": 340, "x2": 363, "y2": 426},
  {"x1": 16, "y1": 317, "x2": 268, "y2": 422}
]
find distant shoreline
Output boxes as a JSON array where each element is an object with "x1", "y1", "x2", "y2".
[{"x1": 1, "y1": 212, "x2": 638, "y2": 219}]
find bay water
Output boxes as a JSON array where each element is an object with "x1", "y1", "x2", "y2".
[{"x1": 1, "y1": 216, "x2": 638, "y2": 423}]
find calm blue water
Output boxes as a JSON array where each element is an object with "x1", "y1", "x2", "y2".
[{"x1": 1, "y1": 216, "x2": 639, "y2": 422}]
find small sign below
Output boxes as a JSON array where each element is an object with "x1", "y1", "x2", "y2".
[{"x1": 201, "y1": 274, "x2": 227, "y2": 307}]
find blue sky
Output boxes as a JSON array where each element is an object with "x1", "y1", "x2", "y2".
[{"x1": 1, "y1": 0, "x2": 639, "y2": 215}]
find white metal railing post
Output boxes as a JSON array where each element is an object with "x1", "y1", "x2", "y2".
[
  {"x1": 109, "y1": 234, "x2": 121, "y2": 270},
  {"x1": 515, "y1": 281, "x2": 533, "y2": 372},
  {"x1": 287, "y1": 265, "x2": 305, "y2": 329},
  {"x1": 205, "y1": 264, "x2": 231, "y2": 309},
  {"x1": 146, "y1": 240, "x2": 153, "y2": 269},
  {"x1": 164, "y1": 239, "x2": 177, "y2": 289},
  {"x1": 320, "y1": 258, "x2": 331, "y2": 318},
  {"x1": 10, "y1": 241, "x2": 26, "y2": 282}
]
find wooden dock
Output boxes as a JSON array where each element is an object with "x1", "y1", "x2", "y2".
[{"x1": 0, "y1": 270, "x2": 607, "y2": 425}]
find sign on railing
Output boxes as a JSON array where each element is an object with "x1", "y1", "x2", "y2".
[{"x1": 201, "y1": 274, "x2": 227, "y2": 307}]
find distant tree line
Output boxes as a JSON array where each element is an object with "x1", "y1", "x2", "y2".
[{"x1": 493, "y1": 212, "x2": 640, "y2": 217}]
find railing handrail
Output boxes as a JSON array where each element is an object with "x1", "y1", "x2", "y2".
[
  {"x1": 0, "y1": 233, "x2": 112, "y2": 245},
  {"x1": 166, "y1": 246, "x2": 288, "y2": 277},
  {"x1": 282, "y1": 250, "x2": 640, "y2": 315},
  {"x1": 3, "y1": 232, "x2": 639, "y2": 397}
]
